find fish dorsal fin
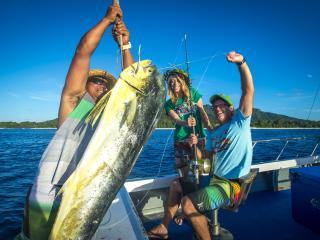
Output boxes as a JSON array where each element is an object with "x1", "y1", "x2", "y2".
[{"x1": 86, "y1": 90, "x2": 113, "y2": 126}]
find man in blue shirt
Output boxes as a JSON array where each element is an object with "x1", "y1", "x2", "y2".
[{"x1": 183, "y1": 51, "x2": 254, "y2": 239}]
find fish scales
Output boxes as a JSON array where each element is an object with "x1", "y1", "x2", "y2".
[{"x1": 50, "y1": 60, "x2": 166, "y2": 239}]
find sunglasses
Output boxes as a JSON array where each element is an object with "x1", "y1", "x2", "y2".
[
  {"x1": 211, "y1": 103, "x2": 229, "y2": 110},
  {"x1": 89, "y1": 78, "x2": 107, "y2": 87}
]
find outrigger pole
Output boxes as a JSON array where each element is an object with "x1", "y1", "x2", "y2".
[
  {"x1": 184, "y1": 34, "x2": 200, "y2": 185},
  {"x1": 113, "y1": 0, "x2": 124, "y2": 69}
]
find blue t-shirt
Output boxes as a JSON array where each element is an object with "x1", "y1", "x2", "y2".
[{"x1": 205, "y1": 109, "x2": 252, "y2": 179}]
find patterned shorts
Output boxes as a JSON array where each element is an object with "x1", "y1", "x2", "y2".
[{"x1": 187, "y1": 177, "x2": 241, "y2": 213}]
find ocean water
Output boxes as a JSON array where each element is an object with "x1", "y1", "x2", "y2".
[{"x1": 0, "y1": 128, "x2": 320, "y2": 239}]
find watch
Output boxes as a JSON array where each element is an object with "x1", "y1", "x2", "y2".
[
  {"x1": 121, "y1": 42, "x2": 132, "y2": 50},
  {"x1": 237, "y1": 58, "x2": 246, "y2": 66}
]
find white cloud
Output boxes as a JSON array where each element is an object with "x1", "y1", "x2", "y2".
[
  {"x1": 29, "y1": 95, "x2": 52, "y2": 101},
  {"x1": 275, "y1": 93, "x2": 287, "y2": 97},
  {"x1": 28, "y1": 92, "x2": 60, "y2": 102},
  {"x1": 274, "y1": 90, "x2": 311, "y2": 100},
  {"x1": 7, "y1": 92, "x2": 20, "y2": 98}
]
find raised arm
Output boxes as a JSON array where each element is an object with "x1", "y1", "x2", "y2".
[
  {"x1": 58, "y1": 4, "x2": 122, "y2": 127},
  {"x1": 227, "y1": 51, "x2": 254, "y2": 117},
  {"x1": 112, "y1": 20, "x2": 134, "y2": 69}
]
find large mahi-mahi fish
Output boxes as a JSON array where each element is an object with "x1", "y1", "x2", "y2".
[{"x1": 49, "y1": 60, "x2": 165, "y2": 239}]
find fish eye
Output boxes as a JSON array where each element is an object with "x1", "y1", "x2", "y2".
[{"x1": 129, "y1": 69, "x2": 135, "y2": 76}]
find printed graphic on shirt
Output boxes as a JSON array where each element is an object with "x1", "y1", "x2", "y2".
[
  {"x1": 212, "y1": 129, "x2": 231, "y2": 154},
  {"x1": 175, "y1": 102, "x2": 197, "y2": 118}
]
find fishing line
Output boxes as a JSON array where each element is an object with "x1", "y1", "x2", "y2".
[
  {"x1": 111, "y1": 50, "x2": 227, "y2": 226},
  {"x1": 120, "y1": 44, "x2": 195, "y2": 217},
  {"x1": 194, "y1": 52, "x2": 226, "y2": 92},
  {"x1": 113, "y1": 0, "x2": 123, "y2": 69},
  {"x1": 110, "y1": 41, "x2": 226, "y2": 227},
  {"x1": 306, "y1": 80, "x2": 320, "y2": 120},
  {"x1": 159, "y1": 53, "x2": 225, "y2": 70},
  {"x1": 109, "y1": 42, "x2": 183, "y2": 228},
  {"x1": 107, "y1": 128, "x2": 175, "y2": 227},
  {"x1": 155, "y1": 129, "x2": 174, "y2": 176},
  {"x1": 138, "y1": 44, "x2": 141, "y2": 63},
  {"x1": 128, "y1": 52, "x2": 227, "y2": 207},
  {"x1": 172, "y1": 37, "x2": 184, "y2": 66}
]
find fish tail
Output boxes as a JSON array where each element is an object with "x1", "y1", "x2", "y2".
[{"x1": 86, "y1": 90, "x2": 112, "y2": 125}]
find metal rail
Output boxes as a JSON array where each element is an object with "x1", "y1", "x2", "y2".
[{"x1": 252, "y1": 136, "x2": 320, "y2": 161}]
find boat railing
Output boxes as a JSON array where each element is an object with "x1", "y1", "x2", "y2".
[{"x1": 252, "y1": 136, "x2": 320, "y2": 163}]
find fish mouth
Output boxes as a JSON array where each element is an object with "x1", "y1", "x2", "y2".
[
  {"x1": 120, "y1": 77, "x2": 148, "y2": 97},
  {"x1": 120, "y1": 60, "x2": 158, "y2": 96}
]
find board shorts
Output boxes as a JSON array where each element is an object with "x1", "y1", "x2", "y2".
[{"x1": 187, "y1": 176, "x2": 241, "y2": 214}]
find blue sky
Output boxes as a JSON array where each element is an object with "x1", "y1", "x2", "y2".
[{"x1": 1, "y1": 0, "x2": 320, "y2": 122}]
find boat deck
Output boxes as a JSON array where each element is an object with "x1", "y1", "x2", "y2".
[{"x1": 144, "y1": 189, "x2": 320, "y2": 240}]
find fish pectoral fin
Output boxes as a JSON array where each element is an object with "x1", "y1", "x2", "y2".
[
  {"x1": 86, "y1": 90, "x2": 113, "y2": 125},
  {"x1": 55, "y1": 185, "x2": 64, "y2": 198},
  {"x1": 55, "y1": 169, "x2": 77, "y2": 198},
  {"x1": 55, "y1": 162, "x2": 110, "y2": 200}
]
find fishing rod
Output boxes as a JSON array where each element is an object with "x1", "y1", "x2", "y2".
[
  {"x1": 184, "y1": 34, "x2": 200, "y2": 185},
  {"x1": 113, "y1": 0, "x2": 124, "y2": 69}
]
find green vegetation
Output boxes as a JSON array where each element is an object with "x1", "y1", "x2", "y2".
[
  {"x1": 0, "y1": 119, "x2": 58, "y2": 128},
  {"x1": 1, "y1": 107, "x2": 320, "y2": 128},
  {"x1": 250, "y1": 108, "x2": 320, "y2": 128},
  {"x1": 157, "y1": 106, "x2": 320, "y2": 128}
]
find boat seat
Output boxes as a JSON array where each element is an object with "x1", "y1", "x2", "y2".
[{"x1": 209, "y1": 168, "x2": 258, "y2": 240}]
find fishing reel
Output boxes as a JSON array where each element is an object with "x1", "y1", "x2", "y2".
[
  {"x1": 194, "y1": 158, "x2": 211, "y2": 176},
  {"x1": 176, "y1": 154, "x2": 211, "y2": 182}
]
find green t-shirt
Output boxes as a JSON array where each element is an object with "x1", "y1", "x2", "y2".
[{"x1": 164, "y1": 88, "x2": 206, "y2": 142}]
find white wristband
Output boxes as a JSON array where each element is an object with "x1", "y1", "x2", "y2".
[{"x1": 121, "y1": 42, "x2": 132, "y2": 50}]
